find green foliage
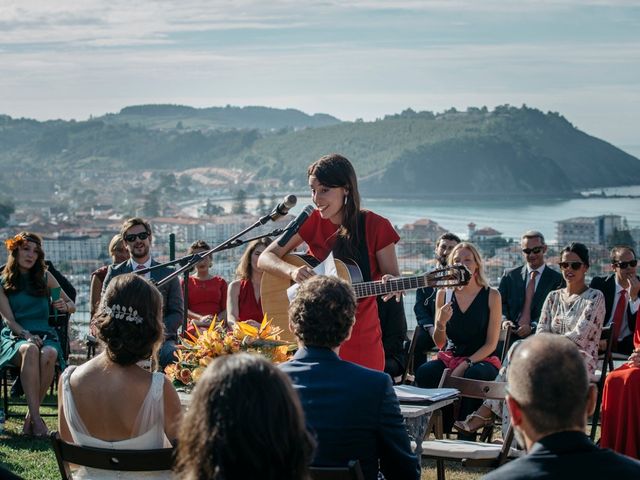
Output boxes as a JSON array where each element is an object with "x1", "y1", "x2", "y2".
[
  {"x1": 607, "y1": 228, "x2": 636, "y2": 250},
  {"x1": 231, "y1": 189, "x2": 247, "y2": 214},
  {"x1": 0, "y1": 198, "x2": 15, "y2": 227}
]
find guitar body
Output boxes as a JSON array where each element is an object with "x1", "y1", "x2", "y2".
[{"x1": 260, "y1": 254, "x2": 362, "y2": 341}]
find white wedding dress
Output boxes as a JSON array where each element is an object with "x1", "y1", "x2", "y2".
[{"x1": 61, "y1": 366, "x2": 173, "y2": 479}]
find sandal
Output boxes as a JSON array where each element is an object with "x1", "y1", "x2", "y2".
[
  {"x1": 30, "y1": 417, "x2": 49, "y2": 438},
  {"x1": 453, "y1": 413, "x2": 494, "y2": 435}
]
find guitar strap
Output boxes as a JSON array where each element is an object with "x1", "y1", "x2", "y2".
[{"x1": 352, "y1": 211, "x2": 372, "y2": 282}]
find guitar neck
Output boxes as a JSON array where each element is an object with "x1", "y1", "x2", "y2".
[{"x1": 352, "y1": 276, "x2": 428, "y2": 299}]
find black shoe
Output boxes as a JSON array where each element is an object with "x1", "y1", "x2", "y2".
[{"x1": 10, "y1": 375, "x2": 24, "y2": 398}]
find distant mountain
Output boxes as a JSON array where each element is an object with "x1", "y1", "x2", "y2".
[
  {"x1": 0, "y1": 104, "x2": 638, "y2": 198},
  {"x1": 97, "y1": 104, "x2": 342, "y2": 131}
]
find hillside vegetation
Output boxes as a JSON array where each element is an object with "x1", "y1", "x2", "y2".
[{"x1": 0, "y1": 104, "x2": 638, "y2": 197}]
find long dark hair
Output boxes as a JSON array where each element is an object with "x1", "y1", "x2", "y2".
[
  {"x1": 175, "y1": 354, "x2": 315, "y2": 480},
  {"x1": 308, "y1": 153, "x2": 362, "y2": 259},
  {"x1": 2, "y1": 232, "x2": 47, "y2": 296}
]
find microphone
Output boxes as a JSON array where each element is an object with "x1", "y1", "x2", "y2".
[
  {"x1": 259, "y1": 194, "x2": 297, "y2": 224},
  {"x1": 277, "y1": 205, "x2": 315, "y2": 247},
  {"x1": 269, "y1": 194, "x2": 297, "y2": 221}
]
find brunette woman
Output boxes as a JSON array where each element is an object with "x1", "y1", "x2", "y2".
[
  {"x1": 182, "y1": 240, "x2": 227, "y2": 335},
  {"x1": 258, "y1": 154, "x2": 401, "y2": 371},
  {"x1": 226, "y1": 237, "x2": 272, "y2": 327},
  {"x1": 175, "y1": 353, "x2": 314, "y2": 480},
  {"x1": 0, "y1": 232, "x2": 76, "y2": 437}
]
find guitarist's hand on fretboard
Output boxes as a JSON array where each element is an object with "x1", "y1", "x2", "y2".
[{"x1": 380, "y1": 274, "x2": 403, "y2": 303}]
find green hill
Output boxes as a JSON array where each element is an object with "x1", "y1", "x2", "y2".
[{"x1": 0, "y1": 104, "x2": 638, "y2": 197}]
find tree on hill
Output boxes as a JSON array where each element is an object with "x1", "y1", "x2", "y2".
[{"x1": 232, "y1": 189, "x2": 247, "y2": 214}]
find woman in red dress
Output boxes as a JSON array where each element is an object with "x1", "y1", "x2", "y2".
[
  {"x1": 600, "y1": 312, "x2": 640, "y2": 458},
  {"x1": 258, "y1": 153, "x2": 401, "y2": 371},
  {"x1": 182, "y1": 240, "x2": 227, "y2": 335},
  {"x1": 227, "y1": 238, "x2": 272, "y2": 327}
]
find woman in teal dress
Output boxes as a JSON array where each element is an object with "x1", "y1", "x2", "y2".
[{"x1": 0, "y1": 232, "x2": 76, "y2": 436}]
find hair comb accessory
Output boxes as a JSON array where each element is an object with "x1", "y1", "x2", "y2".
[{"x1": 103, "y1": 304, "x2": 143, "y2": 324}]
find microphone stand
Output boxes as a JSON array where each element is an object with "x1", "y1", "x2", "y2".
[{"x1": 139, "y1": 213, "x2": 295, "y2": 288}]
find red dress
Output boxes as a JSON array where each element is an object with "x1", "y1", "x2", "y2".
[
  {"x1": 237, "y1": 279, "x2": 263, "y2": 322},
  {"x1": 182, "y1": 276, "x2": 227, "y2": 335},
  {"x1": 601, "y1": 311, "x2": 640, "y2": 458},
  {"x1": 298, "y1": 209, "x2": 400, "y2": 371}
]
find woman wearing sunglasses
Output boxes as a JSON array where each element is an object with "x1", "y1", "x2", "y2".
[{"x1": 454, "y1": 242, "x2": 605, "y2": 436}]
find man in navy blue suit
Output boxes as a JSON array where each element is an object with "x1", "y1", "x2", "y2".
[
  {"x1": 102, "y1": 217, "x2": 183, "y2": 368},
  {"x1": 483, "y1": 334, "x2": 640, "y2": 480},
  {"x1": 280, "y1": 276, "x2": 420, "y2": 480}
]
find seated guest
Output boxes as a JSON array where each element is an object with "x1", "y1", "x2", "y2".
[
  {"x1": 226, "y1": 238, "x2": 272, "y2": 327},
  {"x1": 281, "y1": 275, "x2": 420, "y2": 480},
  {"x1": 415, "y1": 242, "x2": 502, "y2": 432},
  {"x1": 183, "y1": 240, "x2": 227, "y2": 335},
  {"x1": 413, "y1": 232, "x2": 460, "y2": 371},
  {"x1": 102, "y1": 217, "x2": 183, "y2": 369},
  {"x1": 175, "y1": 353, "x2": 314, "y2": 480},
  {"x1": 58, "y1": 274, "x2": 181, "y2": 478},
  {"x1": 482, "y1": 334, "x2": 640, "y2": 479},
  {"x1": 600, "y1": 312, "x2": 640, "y2": 458},
  {"x1": 590, "y1": 245, "x2": 639, "y2": 355},
  {"x1": 0, "y1": 232, "x2": 76, "y2": 437},
  {"x1": 89, "y1": 234, "x2": 129, "y2": 320},
  {"x1": 456, "y1": 242, "x2": 605, "y2": 435}
]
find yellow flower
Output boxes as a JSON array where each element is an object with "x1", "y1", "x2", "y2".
[{"x1": 192, "y1": 367, "x2": 206, "y2": 383}]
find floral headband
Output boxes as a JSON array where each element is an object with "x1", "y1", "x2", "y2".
[
  {"x1": 5, "y1": 233, "x2": 41, "y2": 251},
  {"x1": 103, "y1": 304, "x2": 143, "y2": 324}
]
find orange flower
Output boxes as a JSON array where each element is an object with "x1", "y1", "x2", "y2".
[
  {"x1": 178, "y1": 368, "x2": 193, "y2": 385},
  {"x1": 4, "y1": 234, "x2": 25, "y2": 251},
  {"x1": 164, "y1": 363, "x2": 178, "y2": 380}
]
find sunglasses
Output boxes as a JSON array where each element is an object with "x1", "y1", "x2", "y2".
[
  {"x1": 124, "y1": 232, "x2": 150, "y2": 243},
  {"x1": 522, "y1": 246, "x2": 544, "y2": 255},
  {"x1": 613, "y1": 260, "x2": 638, "y2": 269},
  {"x1": 559, "y1": 261, "x2": 583, "y2": 270}
]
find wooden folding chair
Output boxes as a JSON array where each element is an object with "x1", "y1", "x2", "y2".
[
  {"x1": 590, "y1": 324, "x2": 614, "y2": 440},
  {"x1": 421, "y1": 369, "x2": 519, "y2": 480},
  {"x1": 498, "y1": 326, "x2": 514, "y2": 364},
  {"x1": 50, "y1": 431, "x2": 175, "y2": 479},
  {"x1": 309, "y1": 460, "x2": 365, "y2": 480}
]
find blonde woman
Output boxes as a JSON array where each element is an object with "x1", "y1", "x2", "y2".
[{"x1": 415, "y1": 242, "x2": 502, "y2": 431}]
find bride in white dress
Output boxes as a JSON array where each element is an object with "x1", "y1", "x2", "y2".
[{"x1": 57, "y1": 274, "x2": 182, "y2": 479}]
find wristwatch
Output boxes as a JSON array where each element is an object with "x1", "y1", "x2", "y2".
[{"x1": 465, "y1": 358, "x2": 474, "y2": 367}]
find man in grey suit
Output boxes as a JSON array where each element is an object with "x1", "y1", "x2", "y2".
[
  {"x1": 102, "y1": 217, "x2": 184, "y2": 368},
  {"x1": 483, "y1": 334, "x2": 640, "y2": 479},
  {"x1": 499, "y1": 231, "x2": 564, "y2": 343}
]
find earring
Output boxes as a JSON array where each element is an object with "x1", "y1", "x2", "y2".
[{"x1": 343, "y1": 195, "x2": 348, "y2": 206}]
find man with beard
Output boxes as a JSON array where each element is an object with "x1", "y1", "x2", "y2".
[
  {"x1": 102, "y1": 217, "x2": 184, "y2": 369},
  {"x1": 412, "y1": 232, "x2": 460, "y2": 371},
  {"x1": 482, "y1": 334, "x2": 640, "y2": 479}
]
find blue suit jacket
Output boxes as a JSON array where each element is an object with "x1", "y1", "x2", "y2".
[
  {"x1": 498, "y1": 264, "x2": 564, "y2": 328},
  {"x1": 102, "y1": 259, "x2": 184, "y2": 339},
  {"x1": 280, "y1": 347, "x2": 420, "y2": 480},
  {"x1": 483, "y1": 431, "x2": 640, "y2": 480}
]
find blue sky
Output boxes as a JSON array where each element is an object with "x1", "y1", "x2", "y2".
[{"x1": 1, "y1": 0, "x2": 639, "y2": 151}]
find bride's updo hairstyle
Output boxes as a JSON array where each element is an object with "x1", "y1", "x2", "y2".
[{"x1": 93, "y1": 273, "x2": 164, "y2": 365}]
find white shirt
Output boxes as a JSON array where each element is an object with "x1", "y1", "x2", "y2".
[
  {"x1": 130, "y1": 258, "x2": 152, "y2": 280},
  {"x1": 525, "y1": 264, "x2": 546, "y2": 291}
]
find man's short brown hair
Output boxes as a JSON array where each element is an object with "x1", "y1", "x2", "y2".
[
  {"x1": 120, "y1": 217, "x2": 152, "y2": 237},
  {"x1": 288, "y1": 276, "x2": 356, "y2": 348}
]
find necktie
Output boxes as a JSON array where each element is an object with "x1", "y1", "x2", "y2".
[
  {"x1": 612, "y1": 290, "x2": 628, "y2": 346},
  {"x1": 135, "y1": 264, "x2": 146, "y2": 272},
  {"x1": 519, "y1": 270, "x2": 538, "y2": 326}
]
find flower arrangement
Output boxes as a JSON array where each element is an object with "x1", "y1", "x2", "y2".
[
  {"x1": 164, "y1": 314, "x2": 296, "y2": 390},
  {"x1": 5, "y1": 234, "x2": 25, "y2": 251}
]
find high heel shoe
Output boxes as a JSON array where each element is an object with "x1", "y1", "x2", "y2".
[{"x1": 453, "y1": 412, "x2": 494, "y2": 435}]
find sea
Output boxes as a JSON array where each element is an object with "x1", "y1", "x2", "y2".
[{"x1": 207, "y1": 185, "x2": 640, "y2": 242}]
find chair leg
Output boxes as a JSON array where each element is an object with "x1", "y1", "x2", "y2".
[
  {"x1": 590, "y1": 385, "x2": 603, "y2": 441},
  {"x1": 436, "y1": 458, "x2": 446, "y2": 480}
]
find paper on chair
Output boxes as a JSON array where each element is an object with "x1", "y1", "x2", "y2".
[
  {"x1": 393, "y1": 385, "x2": 459, "y2": 403},
  {"x1": 286, "y1": 252, "x2": 339, "y2": 302}
]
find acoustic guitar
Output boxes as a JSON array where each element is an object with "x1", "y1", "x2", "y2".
[{"x1": 261, "y1": 254, "x2": 471, "y2": 341}]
